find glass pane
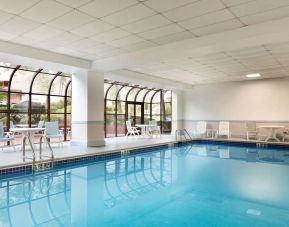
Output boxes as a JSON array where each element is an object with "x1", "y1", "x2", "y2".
[
  {"x1": 50, "y1": 96, "x2": 64, "y2": 113},
  {"x1": 11, "y1": 94, "x2": 29, "y2": 112},
  {"x1": 136, "y1": 89, "x2": 148, "y2": 102},
  {"x1": 10, "y1": 70, "x2": 35, "y2": 92},
  {"x1": 117, "y1": 115, "x2": 125, "y2": 136},
  {"x1": 0, "y1": 113, "x2": 7, "y2": 130},
  {"x1": 127, "y1": 88, "x2": 140, "y2": 102},
  {"x1": 67, "y1": 114, "x2": 71, "y2": 141},
  {"x1": 106, "y1": 115, "x2": 115, "y2": 137},
  {"x1": 152, "y1": 91, "x2": 161, "y2": 103},
  {"x1": 118, "y1": 86, "x2": 131, "y2": 101},
  {"x1": 31, "y1": 114, "x2": 48, "y2": 125},
  {"x1": 164, "y1": 103, "x2": 172, "y2": 115},
  {"x1": 31, "y1": 95, "x2": 47, "y2": 113},
  {"x1": 127, "y1": 103, "x2": 134, "y2": 122},
  {"x1": 144, "y1": 115, "x2": 150, "y2": 124},
  {"x1": 116, "y1": 101, "x2": 125, "y2": 114},
  {"x1": 0, "y1": 92, "x2": 8, "y2": 111},
  {"x1": 67, "y1": 98, "x2": 71, "y2": 113},
  {"x1": 50, "y1": 114, "x2": 65, "y2": 128},
  {"x1": 10, "y1": 113, "x2": 28, "y2": 126},
  {"x1": 144, "y1": 103, "x2": 150, "y2": 115},
  {"x1": 106, "y1": 100, "x2": 115, "y2": 114},
  {"x1": 51, "y1": 76, "x2": 71, "y2": 96},
  {"x1": 151, "y1": 115, "x2": 160, "y2": 122},
  {"x1": 106, "y1": 84, "x2": 121, "y2": 100},
  {"x1": 162, "y1": 121, "x2": 171, "y2": 133},
  {"x1": 32, "y1": 73, "x2": 55, "y2": 94},
  {"x1": 144, "y1": 90, "x2": 156, "y2": 103},
  {"x1": 104, "y1": 83, "x2": 110, "y2": 96},
  {"x1": 0, "y1": 67, "x2": 13, "y2": 91},
  {"x1": 135, "y1": 104, "x2": 142, "y2": 117},
  {"x1": 152, "y1": 104, "x2": 160, "y2": 115},
  {"x1": 164, "y1": 91, "x2": 172, "y2": 102}
]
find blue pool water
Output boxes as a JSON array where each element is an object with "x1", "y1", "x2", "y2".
[{"x1": 1, "y1": 143, "x2": 289, "y2": 227}]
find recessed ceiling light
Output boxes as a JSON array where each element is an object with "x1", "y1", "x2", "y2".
[{"x1": 246, "y1": 73, "x2": 261, "y2": 78}]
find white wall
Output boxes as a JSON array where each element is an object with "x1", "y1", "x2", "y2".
[
  {"x1": 182, "y1": 77, "x2": 289, "y2": 137},
  {"x1": 183, "y1": 77, "x2": 289, "y2": 121}
]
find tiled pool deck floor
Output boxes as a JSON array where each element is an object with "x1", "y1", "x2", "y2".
[
  {"x1": 1, "y1": 135, "x2": 289, "y2": 169},
  {"x1": 0, "y1": 135, "x2": 177, "y2": 169}
]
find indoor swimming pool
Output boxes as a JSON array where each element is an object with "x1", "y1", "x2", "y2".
[{"x1": 0, "y1": 143, "x2": 289, "y2": 227}]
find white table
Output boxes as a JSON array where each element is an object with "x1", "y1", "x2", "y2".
[
  {"x1": 10, "y1": 128, "x2": 45, "y2": 152},
  {"x1": 135, "y1": 124, "x2": 154, "y2": 137},
  {"x1": 257, "y1": 126, "x2": 285, "y2": 142}
]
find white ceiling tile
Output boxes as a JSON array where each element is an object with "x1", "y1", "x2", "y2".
[
  {"x1": 122, "y1": 15, "x2": 171, "y2": 33},
  {"x1": 230, "y1": 0, "x2": 289, "y2": 17},
  {"x1": 67, "y1": 38, "x2": 100, "y2": 50},
  {"x1": 44, "y1": 31, "x2": 83, "y2": 45},
  {"x1": 21, "y1": 0, "x2": 71, "y2": 23},
  {"x1": 144, "y1": 0, "x2": 198, "y2": 12},
  {"x1": 191, "y1": 19, "x2": 243, "y2": 36},
  {"x1": 0, "y1": 16, "x2": 41, "y2": 35},
  {"x1": 240, "y1": 5, "x2": 289, "y2": 25},
  {"x1": 0, "y1": 10, "x2": 13, "y2": 25},
  {"x1": 71, "y1": 19, "x2": 114, "y2": 37},
  {"x1": 109, "y1": 35, "x2": 144, "y2": 47},
  {"x1": 179, "y1": 9, "x2": 235, "y2": 30},
  {"x1": 55, "y1": 0, "x2": 91, "y2": 8},
  {"x1": 0, "y1": 31, "x2": 17, "y2": 40},
  {"x1": 222, "y1": 0, "x2": 252, "y2": 7},
  {"x1": 22, "y1": 25, "x2": 64, "y2": 41},
  {"x1": 122, "y1": 40, "x2": 156, "y2": 51},
  {"x1": 139, "y1": 24, "x2": 184, "y2": 40},
  {"x1": 102, "y1": 4, "x2": 155, "y2": 26},
  {"x1": 11, "y1": 36, "x2": 38, "y2": 46},
  {"x1": 79, "y1": 0, "x2": 137, "y2": 18},
  {"x1": 48, "y1": 10, "x2": 94, "y2": 30},
  {"x1": 83, "y1": 44, "x2": 116, "y2": 54},
  {"x1": 91, "y1": 28, "x2": 130, "y2": 42},
  {"x1": 152, "y1": 31, "x2": 195, "y2": 45},
  {"x1": 164, "y1": 0, "x2": 225, "y2": 22},
  {"x1": 0, "y1": 0, "x2": 40, "y2": 14}
]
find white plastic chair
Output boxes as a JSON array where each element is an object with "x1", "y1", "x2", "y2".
[
  {"x1": 218, "y1": 121, "x2": 230, "y2": 138},
  {"x1": 0, "y1": 122, "x2": 16, "y2": 151},
  {"x1": 246, "y1": 122, "x2": 258, "y2": 140},
  {"x1": 125, "y1": 120, "x2": 140, "y2": 137},
  {"x1": 194, "y1": 121, "x2": 207, "y2": 137},
  {"x1": 44, "y1": 122, "x2": 63, "y2": 147},
  {"x1": 148, "y1": 120, "x2": 161, "y2": 137}
]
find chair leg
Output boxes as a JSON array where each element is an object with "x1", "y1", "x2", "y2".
[{"x1": 11, "y1": 140, "x2": 16, "y2": 152}]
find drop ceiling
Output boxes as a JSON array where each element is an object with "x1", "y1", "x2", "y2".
[{"x1": 1, "y1": 0, "x2": 289, "y2": 84}]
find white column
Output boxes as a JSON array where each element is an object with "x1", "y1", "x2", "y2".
[
  {"x1": 171, "y1": 90, "x2": 183, "y2": 134},
  {"x1": 71, "y1": 70, "x2": 105, "y2": 147}
]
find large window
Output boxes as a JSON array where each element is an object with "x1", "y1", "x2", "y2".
[
  {"x1": 104, "y1": 80, "x2": 172, "y2": 138},
  {"x1": 0, "y1": 62, "x2": 72, "y2": 141}
]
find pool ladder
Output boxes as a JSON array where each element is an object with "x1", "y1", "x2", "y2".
[
  {"x1": 22, "y1": 135, "x2": 55, "y2": 171},
  {"x1": 175, "y1": 129, "x2": 193, "y2": 143}
]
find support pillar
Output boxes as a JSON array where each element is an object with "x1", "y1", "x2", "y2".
[
  {"x1": 71, "y1": 70, "x2": 105, "y2": 147},
  {"x1": 171, "y1": 90, "x2": 183, "y2": 133}
]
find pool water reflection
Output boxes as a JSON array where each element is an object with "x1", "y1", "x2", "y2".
[{"x1": 0, "y1": 144, "x2": 289, "y2": 227}]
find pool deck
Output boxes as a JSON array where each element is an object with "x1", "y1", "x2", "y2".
[{"x1": 1, "y1": 135, "x2": 289, "y2": 170}]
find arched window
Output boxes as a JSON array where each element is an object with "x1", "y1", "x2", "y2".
[
  {"x1": 0, "y1": 62, "x2": 72, "y2": 144},
  {"x1": 104, "y1": 80, "x2": 172, "y2": 137}
]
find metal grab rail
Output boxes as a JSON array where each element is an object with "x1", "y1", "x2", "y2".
[
  {"x1": 39, "y1": 135, "x2": 55, "y2": 167},
  {"x1": 175, "y1": 129, "x2": 193, "y2": 143},
  {"x1": 22, "y1": 135, "x2": 36, "y2": 163}
]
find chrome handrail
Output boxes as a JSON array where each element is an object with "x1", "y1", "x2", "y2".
[{"x1": 175, "y1": 129, "x2": 193, "y2": 143}]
